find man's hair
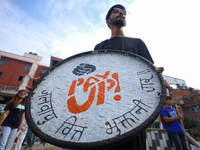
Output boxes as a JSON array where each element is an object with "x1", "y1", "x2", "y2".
[
  {"x1": 105, "y1": 4, "x2": 126, "y2": 20},
  {"x1": 166, "y1": 95, "x2": 173, "y2": 101}
]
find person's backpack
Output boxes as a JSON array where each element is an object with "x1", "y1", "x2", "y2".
[{"x1": 160, "y1": 106, "x2": 177, "y2": 129}]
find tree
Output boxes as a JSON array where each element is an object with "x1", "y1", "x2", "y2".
[
  {"x1": 154, "y1": 120, "x2": 160, "y2": 128},
  {"x1": 183, "y1": 115, "x2": 192, "y2": 129},
  {"x1": 191, "y1": 118, "x2": 198, "y2": 128},
  {"x1": 183, "y1": 115, "x2": 200, "y2": 137},
  {"x1": 183, "y1": 115, "x2": 198, "y2": 129},
  {"x1": 188, "y1": 128, "x2": 200, "y2": 137}
]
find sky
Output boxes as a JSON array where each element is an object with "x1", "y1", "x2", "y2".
[{"x1": 0, "y1": 0, "x2": 200, "y2": 89}]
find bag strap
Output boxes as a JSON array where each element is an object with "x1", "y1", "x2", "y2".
[
  {"x1": 164, "y1": 106, "x2": 178, "y2": 117},
  {"x1": 164, "y1": 106, "x2": 170, "y2": 117}
]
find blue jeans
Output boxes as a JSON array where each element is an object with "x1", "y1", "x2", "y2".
[
  {"x1": 26, "y1": 129, "x2": 37, "y2": 147},
  {"x1": 0, "y1": 126, "x2": 18, "y2": 150},
  {"x1": 168, "y1": 131, "x2": 189, "y2": 150}
]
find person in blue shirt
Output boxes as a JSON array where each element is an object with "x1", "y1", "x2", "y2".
[{"x1": 161, "y1": 95, "x2": 188, "y2": 150}]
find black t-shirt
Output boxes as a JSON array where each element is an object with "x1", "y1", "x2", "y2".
[
  {"x1": 2, "y1": 102, "x2": 25, "y2": 128},
  {"x1": 94, "y1": 37, "x2": 154, "y2": 64},
  {"x1": 94, "y1": 37, "x2": 151, "y2": 150}
]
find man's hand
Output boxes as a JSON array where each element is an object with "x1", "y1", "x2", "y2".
[
  {"x1": 32, "y1": 77, "x2": 40, "y2": 85},
  {"x1": 155, "y1": 67, "x2": 171, "y2": 89},
  {"x1": 177, "y1": 114, "x2": 183, "y2": 119},
  {"x1": 26, "y1": 85, "x2": 32, "y2": 90},
  {"x1": 176, "y1": 105, "x2": 184, "y2": 121},
  {"x1": 26, "y1": 77, "x2": 40, "y2": 91},
  {"x1": 177, "y1": 106, "x2": 181, "y2": 112}
]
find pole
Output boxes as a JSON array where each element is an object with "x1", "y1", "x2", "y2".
[{"x1": 175, "y1": 104, "x2": 192, "y2": 150}]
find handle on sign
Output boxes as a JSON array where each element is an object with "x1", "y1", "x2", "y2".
[{"x1": 175, "y1": 104, "x2": 191, "y2": 150}]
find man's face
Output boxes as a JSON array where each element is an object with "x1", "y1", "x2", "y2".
[
  {"x1": 108, "y1": 8, "x2": 126, "y2": 27},
  {"x1": 165, "y1": 99, "x2": 173, "y2": 105}
]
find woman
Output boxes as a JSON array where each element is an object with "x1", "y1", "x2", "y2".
[{"x1": 0, "y1": 90, "x2": 26, "y2": 150}]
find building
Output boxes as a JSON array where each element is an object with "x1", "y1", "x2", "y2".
[
  {"x1": 170, "y1": 87, "x2": 200, "y2": 131},
  {"x1": 0, "y1": 50, "x2": 64, "y2": 103},
  {"x1": 0, "y1": 50, "x2": 49, "y2": 103}
]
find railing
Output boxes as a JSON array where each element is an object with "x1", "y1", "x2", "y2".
[{"x1": 0, "y1": 84, "x2": 18, "y2": 94}]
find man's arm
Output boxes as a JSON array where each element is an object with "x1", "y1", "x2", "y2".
[
  {"x1": 155, "y1": 67, "x2": 171, "y2": 89},
  {"x1": 161, "y1": 107, "x2": 181, "y2": 123},
  {"x1": 163, "y1": 114, "x2": 183, "y2": 122}
]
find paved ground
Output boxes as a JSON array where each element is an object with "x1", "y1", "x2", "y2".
[
  {"x1": 10, "y1": 140, "x2": 200, "y2": 150},
  {"x1": 11, "y1": 141, "x2": 62, "y2": 150}
]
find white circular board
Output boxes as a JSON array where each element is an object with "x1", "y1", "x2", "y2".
[{"x1": 26, "y1": 50, "x2": 166, "y2": 149}]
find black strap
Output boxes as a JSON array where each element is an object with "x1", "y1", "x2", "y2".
[{"x1": 164, "y1": 106, "x2": 170, "y2": 117}]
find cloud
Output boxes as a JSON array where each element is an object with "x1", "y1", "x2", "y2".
[
  {"x1": 124, "y1": 0, "x2": 200, "y2": 88},
  {"x1": 0, "y1": 0, "x2": 133, "y2": 66}
]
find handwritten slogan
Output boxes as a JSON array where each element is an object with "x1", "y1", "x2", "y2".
[
  {"x1": 37, "y1": 90, "x2": 57, "y2": 125},
  {"x1": 30, "y1": 54, "x2": 162, "y2": 143},
  {"x1": 105, "y1": 99, "x2": 151, "y2": 135}
]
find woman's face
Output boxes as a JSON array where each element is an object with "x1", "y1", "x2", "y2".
[{"x1": 18, "y1": 91, "x2": 26, "y2": 99}]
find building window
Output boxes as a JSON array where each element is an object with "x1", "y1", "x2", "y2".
[
  {"x1": 18, "y1": 76, "x2": 23, "y2": 81},
  {"x1": 41, "y1": 69, "x2": 47, "y2": 74},
  {"x1": 188, "y1": 97, "x2": 193, "y2": 101},
  {"x1": 190, "y1": 106, "x2": 200, "y2": 113},
  {"x1": 194, "y1": 116, "x2": 200, "y2": 122},
  {"x1": 0, "y1": 60, "x2": 9, "y2": 66},
  {"x1": 0, "y1": 72, "x2": 3, "y2": 78},
  {"x1": 23, "y1": 65, "x2": 31, "y2": 71},
  {"x1": 190, "y1": 107, "x2": 195, "y2": 112}
]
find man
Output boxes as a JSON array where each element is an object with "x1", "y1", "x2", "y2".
[
  {"x1": 94, "y1": 4, "x2": 170, "y2": 88},
  {"x1": 94, "y1": 4, "x2": 170, "y2": 150},
  {"x1": 161, "y1": 96, "x2": 188, "y2": 150}
]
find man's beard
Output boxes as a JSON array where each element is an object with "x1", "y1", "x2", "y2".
[{"x1": 110, "y1": 17, "x2": 126, "y2": 27}]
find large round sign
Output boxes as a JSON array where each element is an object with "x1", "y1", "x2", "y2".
[{"x1": 26, "y1": 50, "x2": 166, "y2": 149}]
